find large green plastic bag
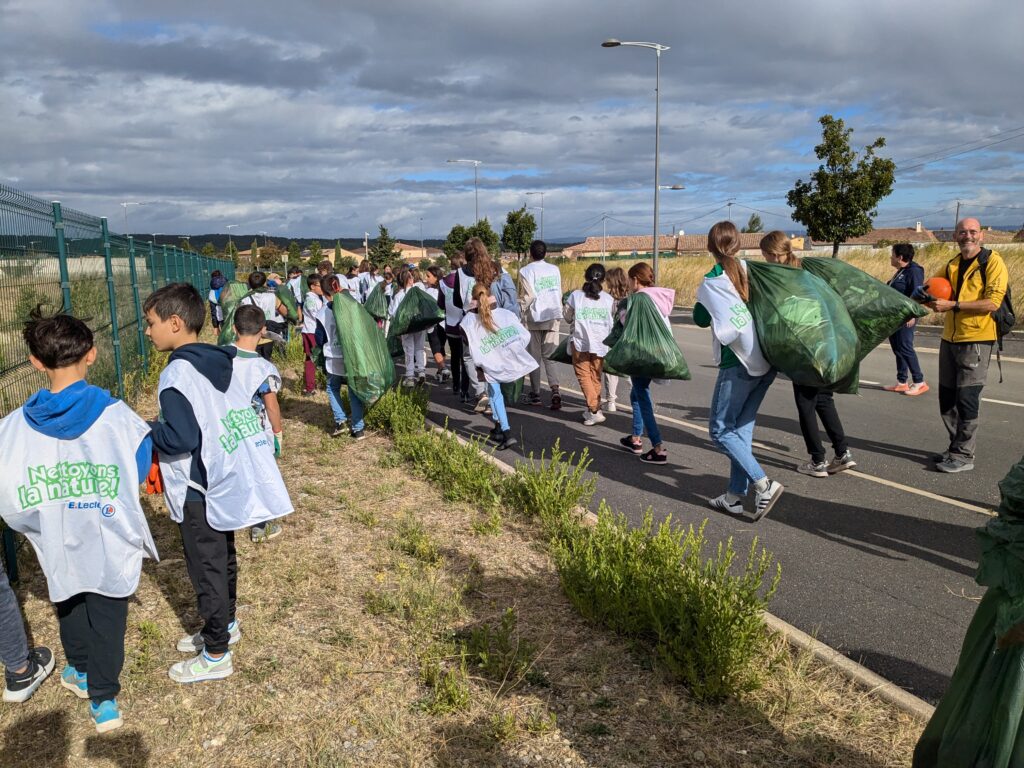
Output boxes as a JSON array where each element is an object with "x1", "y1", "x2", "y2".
[
  {"x1": 913, "y1": 455, "x2": 1024, "y2": 768},
  {"x1": 217, "y1": 281, "x2": 256, "y2": 346},
  {"x1": 331, "y1": 292, "x2": 395, "y2": 406},
  {"x1": 745, "y1": 260, "x2": 858, "y2": 388},
  {"x1": 364, "y1": 281, "x2": 389, "y2": 321},
  {"x1": 548, "y1": 336, "x2": 573, "y2": 364},
  {"x1": 802, "y1": 257, "x2": 929, "y2": 356},
  {"x1": 275, "y1": 285, "x2": 300, "y2": 323},
  {"x1": 602, "y1": 293, "x2": 690, "y2": 380},
  {"x1": 500, "y1": 377, "x2": 524, "y2": 408},
  {"x1": 387, "y1": 287, "x2": 444, "y2": 338}
]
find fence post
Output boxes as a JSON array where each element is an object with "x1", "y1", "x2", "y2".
[
  {"x1": 148, "y1": 241, "x2": 158, "y2": 291},
  {"x1": 51, "y1": 201, "x2": 73, "y2": 312},
  {"x1": 177, "y1": 248, "x2": 185, "y2": 283},
  {"x1": 127, "y1": 236, "x2": 148, "y2": 367},
  {"x1": 101, "y1": 218, "x2": 126, "y2": 400},
  {"x1": 192, "y1": 250, "x2": 200, "y2": 288}
]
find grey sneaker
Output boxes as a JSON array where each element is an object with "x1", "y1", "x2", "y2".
[
  {"x1": 169, "y1": 651, "x2": 234, "y2": 684},
  {"x1": 250, "y1": 522, "x2": 283, "y2": 543},
  {"x1": 474, "y1": 395, "x2": 490, "y2": 414},
  {"x1": 797, "y1": 460, "x2": 829, "y2": 478},
  {"x1": 826, "y1": 451, "x2": 857, "y2": 475},
  {"x1": 932, "y1": 451, "x2": 952, "y2": 463},
  {"x1": 936, "y1": 457, "x2": 974, "y2": 474},
  {"x1": 176, "y1": 621, "x2": 241, "y2": 653},
  {"x1": 709, "y1": 494, "x2": 744, "y2": 516}
]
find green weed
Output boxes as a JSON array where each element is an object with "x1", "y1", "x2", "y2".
[
  {"x1": 459, "y1": 607, "x2": 537, "y2": 692},
  {"x1": 392, "y1": 512, "x2": 442, "y2": 565},
  {"x1": 500, "y1": 440, "x2": 595, "y2": 534}
]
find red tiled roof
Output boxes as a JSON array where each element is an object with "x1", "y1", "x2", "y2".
[
  {"x1": 810, "y1": 227, "x2": 937, "y2": 246},
  {"x1": 563, "y1": 233, "x2": 767, "y2": 254}
]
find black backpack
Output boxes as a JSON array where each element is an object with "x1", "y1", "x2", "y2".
[{"x1": 947, "y1": 249, "x2": 1015, "y2": 382}]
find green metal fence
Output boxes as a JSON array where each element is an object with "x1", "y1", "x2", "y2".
[{"x1": 0, "y1": 183, "x2": 235, "y2": 417}]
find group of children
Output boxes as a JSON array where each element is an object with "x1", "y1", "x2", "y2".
[{"x1": 0, "y1": 283, "x2": 293, "y2": 733}]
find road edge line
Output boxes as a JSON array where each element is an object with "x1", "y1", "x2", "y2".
[{"x1": 427, "y1": 420, "x2": 937, "y2": 724}]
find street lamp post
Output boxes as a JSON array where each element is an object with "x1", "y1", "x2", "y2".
[
  {"x1": 419, "y1": 217, "x2": 425, "y2": 259},
  {"x1": 120, "y1": 201, "x2": 146, "y2": 234},
  {"x1": 525, "y1": 191, "x2": 545, "y2": 240},
  {"x1": 447, "y1": 158, "x2": 482, "y2": 223},
  {"x1": 601, "y1": 38, "x2": 670, "y2": 281}
]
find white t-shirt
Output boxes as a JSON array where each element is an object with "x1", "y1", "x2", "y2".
[
  {"x1": 245, "y1": 291, "x2": 278, "y2": 322},
  {"x1": 461, "y1": 308, "x2": 539, "y2": 384},
  {"x1": 302, "y1": 292, "x2": 325, "y2": 334},
  {"x1": 566, "y1": 289, "x2": 615, "y2": 356},
  {"x1": 519, "y1": 260, "x2": 562, "y2": 324}
]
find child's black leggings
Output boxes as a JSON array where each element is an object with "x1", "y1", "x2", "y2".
[{"x1": 56, "y1": 592, "x2": 129, "y2": 704}]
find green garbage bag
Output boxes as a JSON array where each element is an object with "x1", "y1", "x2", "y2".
[
  {"x1": 274, "y1": 285, "x2": 300, "y2": 323},
  {"x1": 602, "y1": 293, "x2": 690, "y2": 380},
  {"x1": 500, "y1": 377, "x2": 524, "y2": 408},
  {"x1": 387, "y1": 287, "x2": 444, "y2": 338},
  {"x1": 548, "y1": 336, "x2": 573, "y2": 364},
  {"x1": 364, "y1": 281, "x2": 389, "y2": 321},
  {"x1": 745, "y1": 260, "x2": 858, "y2": 388},
  {"x1": 216, "y1": 281, "x2": 256, "y2": 346},
  {"x1": 913, "y1": 455, "x2": 1024, "y2": 768},
  {"x1": 331, "y1": 292, "x2": 395, "y2": 406},
  {"x1": 388, "y1": 334, "x2": 403, "y2": 361},
  {"x1": 802, "y1": 257, "x2": 929, "y2": 357}
]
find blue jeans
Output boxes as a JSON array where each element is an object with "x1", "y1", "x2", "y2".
[
  {"x1": 327, "y1": 373, "x2": 365, "y2": 431},
  {"x1": 0, "y1": 565, "x2": 28, "y2": 676},
  {"x1": 488, "y1": 382, "x2": 509, "y2": 430},
  {"x1": 630, "y1": 376, "x2": 662, "y2": 446},
  {"x1": 708, "y1": 365, "x2": 777, "y2": 495},
  {"x1": 888, "y1": 325, "x2": 923, "y2": 384}
]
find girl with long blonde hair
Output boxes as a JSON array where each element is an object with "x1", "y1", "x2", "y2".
[
  {"x1": 460, "y1": 282, "x2": 537, "y2": 450},
  {"x1": 693, "y1": 221, "x2": 783, "y2": 521}
]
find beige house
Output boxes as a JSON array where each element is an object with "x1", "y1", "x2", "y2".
[
  {"x1": 561, "y1": 232, "x2": 774, "y2": 260},
  {"x1": 808, "y1": 224, "x2": 938, "y2": 252}
]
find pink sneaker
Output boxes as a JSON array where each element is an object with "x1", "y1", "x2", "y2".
[
  {"x1": 883, "y1": 382, "x2": 909, "y2": 392},
  {"x1": 905, "y1": 382, "x2": 930, "y2": 397}
]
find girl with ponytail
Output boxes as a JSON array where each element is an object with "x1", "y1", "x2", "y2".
[
  {"x1": 694, "y1": 221, "x2": 783, "y2": 521},
  {"x1": 564, "y1": 263, "x2": 615, "y2": 425},
  {"x1": 460, "y1": 282, "x2": 537, "y2": 450},
  {"x1": 601, "y1": 267, "x2": 629, "y2": 411}
]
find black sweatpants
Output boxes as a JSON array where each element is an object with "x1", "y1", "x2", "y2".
[
  {"x1": 447, "y1": 331, "x2": 469, "y2": 396},
  {"x1": 792, "y1": 382, "x2": 848, "y2": 464},
  {"x1": 180, "y1": 500, "x2": 237, "y2": 655},
  {"x1": 56, "y1": 592, "x2": 129, "y2": 704}
]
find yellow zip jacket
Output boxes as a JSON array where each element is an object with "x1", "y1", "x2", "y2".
[{"x1": 936, "y1": 249, "x2": 1009, "y2": 343}]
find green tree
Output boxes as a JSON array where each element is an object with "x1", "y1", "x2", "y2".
[
  {"x1": 225, "y1": 239, "x2": 239, "y2": 264},
  {"x1": 443, "y1": 224, "x2": 469, "y2": 260},
  {"x1": 368, "y1": 225, "x2": 401, "y2": 268},
  {"x1": 288, "y1": 241, "x2": 302, "y2": 266},
  {"x1": 257, "y1": 242, "x2": 283, "y2": 270},
  {"x1": 787, "y1": 114, "x2": 896, "y2": 257},
  {"x1": 418, "y1": 257, "x2": 432, "y2": 271},
  {"x1": 469, "y1": 219, "x2": 501, "y2": 256},
  {"x1": 501, "y1": 207, "x2": 537, "y2": 260},
  {"x1": 309, "y1": 240, "x2": 323, "y2": 265},
  {"x1": 201, "y1": 242, "x2": 216, "y2": 258},
  {"x1": 334, "y1": 240, "x2": 342, "y2": 264},
  {"x1": 179, "y1": 238, "x2": 194, "y2": 252},
  {"x1": 741, "y1": 213, "x2": 763, "y2": 234},
  {"x1": 250, "y1": 239, "x2": 259, "y2": 266}
]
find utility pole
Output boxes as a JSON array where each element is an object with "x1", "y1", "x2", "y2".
[
  {"x1": 602, "y1": 213, "x2": 608, "y2": 262},
  {"x1": 727, "y1": 198, "x2": 736, "y2": 223},
  {"x1": 953, "y1": 200, "x2": 961, "y2": 234}
]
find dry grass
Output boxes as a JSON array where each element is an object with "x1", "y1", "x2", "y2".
[
  {"x1": 556, "y1": 244, "x2": 1024, "y2": 327},
  {"x1": 0, "y1": 355, "x2": 924, "y2": 767}
]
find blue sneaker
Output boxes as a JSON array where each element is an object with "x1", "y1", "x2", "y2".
[
  {"x1": 90, "y1": 699, "x2": 124, "y2": 733},
  {"x1": 60, "y1": 665, "x2": 88, "y2": 699}
]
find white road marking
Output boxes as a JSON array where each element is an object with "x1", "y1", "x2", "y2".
[
  {"x1": 555, "y1": 383, "x2": 995, "y2": 517},
  {"x1": 983, "y1": 397, "x2": 1024, "y2": 408}
]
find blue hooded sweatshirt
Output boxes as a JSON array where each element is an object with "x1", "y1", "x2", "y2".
[
  {"x1": 23, "y1": 379, "x2": 152, "y2": 480},
  {"x1": 148, "y1": 343, "x2": 236, "y2": 504}
]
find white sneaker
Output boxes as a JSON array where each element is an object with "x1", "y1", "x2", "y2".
[
  {"x1": 753, "y1": 480, "x2": 784, "y2": 521},
  {"x1": 591, "y1": 410, "x2": 606, "y2": 424},
  {"x1": 709, "y1": 494, "x2": 744, "y2": 516},
  {"x1": 169, "y1": 651, "x2": 234, "y2": 684},
  {"x1": 176, "y1": 621, "x2": 241, "y2": 653},
  {"x1": 583, "y1": 411, "x2": 597, "y2": 426},
  {"x1": 402, "y1": 377, "x2": 415, "y2": 387},
  {"x1": 605, "y1": 400, "x2": 617, "y2": 413}
]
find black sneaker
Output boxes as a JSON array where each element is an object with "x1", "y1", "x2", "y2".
[
  {"x1": 350, "y1": 429, "x2": 366, "y2": 441},
  {"x1": 639, "y1": 448, "x2": 667, "y2": 464},
  {"x1": 619, "y1": 436, "x2": 643, "y2": 455},
  {"x1": 3, "y1": 647, "x2": 55, "y2": 703},
  {"x1": 527, "y1": 392, "x2": 542, "y2": 407},
  {"x1": 488, "y1": 424, "x2": 504, "y2": 441},
  {"x1": 496, "y1": 430, "x2": 518, "y2": 451},
  {"x1": 549, "y1": 391, "x2": 562, "y2": 411}
]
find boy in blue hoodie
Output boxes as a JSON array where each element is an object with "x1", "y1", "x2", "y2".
[
  {"x1": 0, "y1": 307, "x2": 157, "y2": 732},
  {"x1": 145, "y1": 283, "x2": 279, "y2": 685}
]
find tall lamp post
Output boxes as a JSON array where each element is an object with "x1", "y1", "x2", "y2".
[
  {"x1": 525, "y1": 191, "x2": 545, "y2": 240},
  {"x1": 120, "y1": 201, "x2": 146, "y2": 234},
  {"x1": 446, "y1": 158, "x2": 482, "y2": 222},
  {"x1": 601, "y1": 38, "x2": 671, "y2": 281}
]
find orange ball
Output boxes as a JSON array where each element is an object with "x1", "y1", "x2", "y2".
[{"x1": 924, "y1": 277, "x2": 952, "y2": 301}]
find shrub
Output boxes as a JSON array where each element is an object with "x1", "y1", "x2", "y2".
[
  {"x1": 459, "y1": 607, "x2": 537, "y2": 691},
  {"x1": 500, "y1": 441, "x2": 595, "y2": 534},
  {"x1": 552, "y1": 505, "x2": 780, "y2": 701},
  {"x1": 392, "y1": 511, "x2": 442, "y2": 565},
  {"x1": 394, "y1": 427, "x2": 502, "y2": 511},
  {"x1": 365, "y1": 386, "x2": 428, "y2": 435}
]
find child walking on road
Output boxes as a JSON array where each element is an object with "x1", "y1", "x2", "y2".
[
  {"x1": 564, "y1": 263, "x2": 615, "y2": 425},
  {"x1": 694, "y1": 222, "x2": 784, "y2": 520},
  {"x1": 601, "y1": 267, "x2": 629, "y2": 413}
]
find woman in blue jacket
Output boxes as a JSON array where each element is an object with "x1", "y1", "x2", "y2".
[{"x1": 884, "y1": 244, "x2": 928, "y2": 396}]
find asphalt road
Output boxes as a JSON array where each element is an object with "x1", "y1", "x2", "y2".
[{"x1": 421, "y1": 316, "x2": 1024, "y2": 704}]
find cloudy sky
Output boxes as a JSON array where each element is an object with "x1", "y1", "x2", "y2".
[{"x1": 2, "y1": 0, "x2": 1022, "y2": 243}]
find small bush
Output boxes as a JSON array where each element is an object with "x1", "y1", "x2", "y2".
[
  {"x1": 500, "y1": 440, "x2": 595, "y2": 533},
  {"x1": 420, "y1": 655, "x2": 471, "y2": 715},
  {"x1": 395, "y1": 427, "x2": 502, "y2": 511},
  {"x1": 459, "y1": 607, "x2": 537, "y2": 691},
  {"x1": 365, "y1": 386, "x2": 428, "y2": 435},
  {"x1": 552, "y1": 505, "x2": 780, "y2": 701},
  {"x1": 392, "y1": 512, "x2": 442, "y2": 564}
]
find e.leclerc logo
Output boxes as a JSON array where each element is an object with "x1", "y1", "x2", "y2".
[
  {"x1": 101, "y1": 504, "x2": 116, "y2": 518},
  {"x1": 65, "y1": 501, "x2": 115, "y2": 518}
]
